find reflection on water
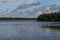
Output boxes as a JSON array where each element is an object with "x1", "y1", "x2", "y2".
[
  {"x1": 0, "y1": 20, "x2": 60, "y2": 40},
  {"x1": 41, "y1": 26, "x2": 60, "y2": 32}
]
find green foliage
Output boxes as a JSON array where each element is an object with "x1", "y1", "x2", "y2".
[
  {"x1": 0, "y1": 17, "x2": 36, "y2": 20},
  {"x1": 37, "y1": 12, "x2": 60, "y2": 22}
]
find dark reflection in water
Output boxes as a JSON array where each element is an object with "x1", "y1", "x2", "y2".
[
  {"x1": 0, "y1": 20, "x2": 60, "y2": 40},
  {"x1": 41, "y1": 26, "x2": 60, "y2": 31}
]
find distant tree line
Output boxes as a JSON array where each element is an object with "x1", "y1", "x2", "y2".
[
  {"x1": 0, "y1": 17, "x2": 36, "y2": 20},
  {"x1": 37, "y1": 12, "x2": 60, "y2": 22}
]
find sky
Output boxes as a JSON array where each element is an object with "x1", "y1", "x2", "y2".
[
  {"x1": 0, "y1": 0, "x2": 60, "y2": 17},
  {"x1": 40, "y1": 0, "x2": 60, "y2": 5},
  {"x1": 0, "y1": 0, "x2": 59, "y2": 11}
]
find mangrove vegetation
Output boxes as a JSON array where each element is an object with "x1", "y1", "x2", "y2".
[
  {"x1": 0, "y1": 17, "x2": 36, "y2": 20},
  {"x1": 37, "y1": 12, "x2": 60, "y2": 22}
]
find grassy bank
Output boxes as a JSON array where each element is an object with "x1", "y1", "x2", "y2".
[{"x1": 0, "y1": 17, "x2": 37, "y2": 20}]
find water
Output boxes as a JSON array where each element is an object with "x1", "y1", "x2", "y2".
[{"x1": 0, "y1": 20, "x2": 60, "y2": 40}]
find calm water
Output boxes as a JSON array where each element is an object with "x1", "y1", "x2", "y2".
[{"x1": 0, "y1": 20, "x2": 60, "y2": 40}]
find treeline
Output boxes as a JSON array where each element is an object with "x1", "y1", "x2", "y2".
[
  {"x1": 37, "y1": 12, "x2": 60, "y2": 22},
  {"x1": 0, "y1": 17, "x2": 36, "y2": 20}
]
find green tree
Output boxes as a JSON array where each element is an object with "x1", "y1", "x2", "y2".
[{"x1": 37, "y1": 12, "x2": 60, "y2": 22}]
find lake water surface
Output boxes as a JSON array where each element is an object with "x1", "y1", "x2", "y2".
[{"x1": 0, "y1": 20, "x2": 60, "y2": 40}]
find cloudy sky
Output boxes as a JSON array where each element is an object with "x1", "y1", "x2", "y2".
[
  {"x1": 0, "y1": 0, "x2": 60, "y2": 11},
  {"x1": 0, "y1": 0, "x2": 60, "y2": 17}
]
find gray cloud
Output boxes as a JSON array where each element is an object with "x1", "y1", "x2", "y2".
[
  {"x1": 12, "y1": 2, "x2": 41, "y2": 12},
  {"x1": 0, "y1": 0, "x2": 16, "y2": 2},
  {"x1": 0, "y1": 0, "x2": 60, "y2": 18}
]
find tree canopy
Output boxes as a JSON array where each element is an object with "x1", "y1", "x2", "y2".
[{"x1": 37, "y1": 12, "x2": 60, "y2": 22}]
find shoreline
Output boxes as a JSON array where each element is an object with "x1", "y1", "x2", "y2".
[{"x1": 0, "y1": 17, "x2": 37, "y2": 20}]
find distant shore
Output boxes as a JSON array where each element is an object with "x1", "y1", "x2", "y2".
[
  {"x1": 0, "y1": 17, "x2": 37, "y2": 20},
  {"x1": 37, "y1": 12, "x2": 60, "y2": 22}
]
